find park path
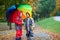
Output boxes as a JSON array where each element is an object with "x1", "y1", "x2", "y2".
[{"x1": 0, "y1": 23, "x2": 59, "y2": 40}]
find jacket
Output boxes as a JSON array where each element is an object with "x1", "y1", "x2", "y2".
[{"x1": 25, "y1": 18, "x2": 35, "y2": 31}]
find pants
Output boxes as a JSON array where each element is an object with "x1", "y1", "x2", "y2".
[
  {"x1": 16, "y1": 37, "x2": 21, "y2": 40},
  {"x1": 26, "y1": 31, "x2": 34, "y2": 40},
  {"x1": 15, "y1": 24, "x2": 22, "y2": 40}
]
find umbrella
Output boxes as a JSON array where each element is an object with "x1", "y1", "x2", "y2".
[
  {"x1": 7, "y1": 10, "x2": 23, "y2": 23},
  {"x1": 6, "y1": 5, "x2": 16, "y2": 18},
  {"x1": 17, "y1": 4, "x2": 32, "y2": 19}
]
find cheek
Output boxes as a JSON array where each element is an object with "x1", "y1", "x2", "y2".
[
  {"x1": 27, "y1": 15, "x2": 29, "y2": 17},
  {"x1": 20, "y1": 14, "x2": 22, "y2": 16},
  {"x1": 27, "y1": 14, "x2": 29, "y2": 16}
]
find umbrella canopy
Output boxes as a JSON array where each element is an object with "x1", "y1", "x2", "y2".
[
  {"x1": 6, "y1": 5, "x2": 16, "y2": 18},
  {"x1": 17, "y1": 4, "x2": 32, "y2": 19},
  {"x1": 8, "y1": 10, "x2": 23, "y2": 23}
]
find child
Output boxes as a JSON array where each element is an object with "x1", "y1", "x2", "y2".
[
  {"x1": 14, "y1": 10, "x2": 23, "y2": 40},
  {"x1": 25, "y1": 12, "x2": 35, "y2": 40}
]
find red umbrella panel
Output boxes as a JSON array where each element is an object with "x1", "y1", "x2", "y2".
[{"x1": 7, "y1": 10, "x2": 23, "y2": 23}]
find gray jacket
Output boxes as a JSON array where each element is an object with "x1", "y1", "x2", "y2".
[{"x1": 25, "y1": 18, "x2": 35, "y2": 31}]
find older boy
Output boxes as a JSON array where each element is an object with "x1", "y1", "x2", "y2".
[{"x1": 25, "y1": 12, "x2": 35, "y2": 40}]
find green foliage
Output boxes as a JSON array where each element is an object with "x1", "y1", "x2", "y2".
[
  {"x1": 55, "y1": 9, "x2": 60, "y2": 16},
  {"x1": 34, "y1": 0, "x2": 56, "y2": 18},
  {"x1": 0, "y1": 0, "x2": 5, "y2": 5},
  {"x1": 37, "y1": 17, "x2": 60, "y2": 34}
]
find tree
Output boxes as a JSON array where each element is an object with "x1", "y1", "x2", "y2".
[
  {"x1": 55, "y1": 9, "x2": 60, "y2": 16},
  {"x1": 34, "y1": 0, "x2": 56, "y2": 18}
]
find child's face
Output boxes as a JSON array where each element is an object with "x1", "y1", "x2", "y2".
[{"x1": 26, "y1": 14, "x2": 30, "y2": 18}]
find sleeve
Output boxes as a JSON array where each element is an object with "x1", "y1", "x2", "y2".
[
  {"x1": 31, "y1": 18, "x2": 35, "y2": 27},
  {"x1": 14, "y1": 17, "x2": 22, "y2": 25}
]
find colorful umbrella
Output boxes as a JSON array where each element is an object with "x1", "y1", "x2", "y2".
[
  {"x1": 17, "y1": 4, "x2": 32, "y2": 19},
  {"x1": 7, "y1": 10, "x2": 23, "y2": 23},
  {"x1": 6, "y1": 5, "x2": 16, "y2": 18}
]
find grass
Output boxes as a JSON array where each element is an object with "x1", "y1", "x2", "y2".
[{"x1": 37, "y1": 17, "x2": 60, "y2": 34}]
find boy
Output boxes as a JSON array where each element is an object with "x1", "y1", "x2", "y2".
[{"x1": 25, "y1": 12, "x2": 35, "y2": 40}]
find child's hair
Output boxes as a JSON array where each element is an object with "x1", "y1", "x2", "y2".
[{"x1": 26, "y1": 12, "x2": 30, "y2": 16}]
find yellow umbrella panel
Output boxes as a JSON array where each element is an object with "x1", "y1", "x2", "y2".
[{"x1": 17, "y1": 4, "x2": 32, "y2": 20}]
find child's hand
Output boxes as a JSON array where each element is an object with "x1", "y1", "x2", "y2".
[
  {"x1": 22, "y1": 21, "x2": 24, "y2": 25},
  {"x1": 31, "y1": 26, "x2": 34, "y2": 30},
  {"x1": 24, "y1": 27, "x2": 26, "y2": 30}
]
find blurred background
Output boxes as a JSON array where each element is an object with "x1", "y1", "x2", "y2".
[{"x1": 0, "y1": 0, "x2": 60, "y2": 40}]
